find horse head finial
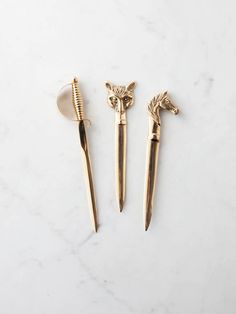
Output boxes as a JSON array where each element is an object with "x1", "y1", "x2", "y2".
[{"x1": 148, "y1": 91, "x2": 179, "y2": 124}]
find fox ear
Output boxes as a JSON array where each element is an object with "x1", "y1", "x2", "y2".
[
  {"x1": 127, "y1": 81, "x2": 136, "y2": 92},
  {"x1": 105, "y1": 82, "x2": 113, "y2": 90}
]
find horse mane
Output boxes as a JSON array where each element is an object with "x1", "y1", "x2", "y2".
[{"x1": 148, "y1": 93, "x2": 164, "y2": 125}]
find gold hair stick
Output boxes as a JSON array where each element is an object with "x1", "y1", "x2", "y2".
[
  {"x1": 57, "y1": 77, "x2": 98, "y2": 232},
  {"x1": 144, "y1": 92, "x2": 179, "y2": 231},
  {"x1": 105, "y1": 81, "x2": 136, "y2": 211}
]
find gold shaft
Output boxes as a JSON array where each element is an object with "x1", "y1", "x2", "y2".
[
  {"x1": 144, "y1": 118, "x2": 160, "y2": 231},
  {"x1": 72, "y1": 78, "x2": 98, "y2": 232},
  {"x1": 115, "y1": 123, "x2": 126, "y2": 211},
  {"x1": 78, "y1": 121, "x2": 98, "y2": 232}
]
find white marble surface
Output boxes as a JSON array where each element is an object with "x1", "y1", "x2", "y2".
[{"x1": 0, "y1": 0, "x2": 236, "y2": 313}]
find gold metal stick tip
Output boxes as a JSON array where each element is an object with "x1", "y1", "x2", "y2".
[
  {"x1": 73, "y1": 77, "x2": 78, "y2": 83},
  {"x1": 119, "y1": 198, "x2": 124, "y2": 212},
  {"x1": 145, "y1": 212, "x2": 152, "y2": 231},
  {"x1": 93, "y1": 218, "x2": 99, "y2": 232}
]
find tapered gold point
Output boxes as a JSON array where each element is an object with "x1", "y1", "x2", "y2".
[
  {"x1": 145, "y1": 212, "x2": 152, "y2": 231},
  {"x1": 93, "y1": 219, "x2": 99, "y2": 232},
  {"x1": 118, "y1": 199, "x2": 124, "y2": 212}
]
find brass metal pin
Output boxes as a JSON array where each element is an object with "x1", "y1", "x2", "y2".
[
  {"x1": 57, "y1": 77, "x2": 98, "y2": 232},
  {"x1": 144, "y1": 91, "x2": 179, "y2": 231},
  {"x1": 105, "y1": 81, "x2": 136, "y2": 212}
]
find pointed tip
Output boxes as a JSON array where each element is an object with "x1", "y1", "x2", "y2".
[
  {"x1": 145, "y1": 224, "x2": 149, "y2": 231},
  {"x1": 91, "y1": 212, "x2": 99, "y2": 233},
  {"x1": 93, "y1": 221, "x2": 99, "y2": 233},
  {"x1": 118, "y1": 199, "x2": 124, "y2": 212},
  {"x1": 144, "y1": 212, "x2": 152, "y2": 231}
]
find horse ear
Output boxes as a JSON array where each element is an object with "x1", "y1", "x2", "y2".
[
  {"x1": 105, "y1": 82, "x2": 113, "y2": 90},
  {"x1": 127, "y1": 81, "x2": 136, "y2": 92}
]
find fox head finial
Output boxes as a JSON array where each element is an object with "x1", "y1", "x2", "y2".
[{"x1": 105, "y1": 81, "x2": 136, "y2": 113}]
